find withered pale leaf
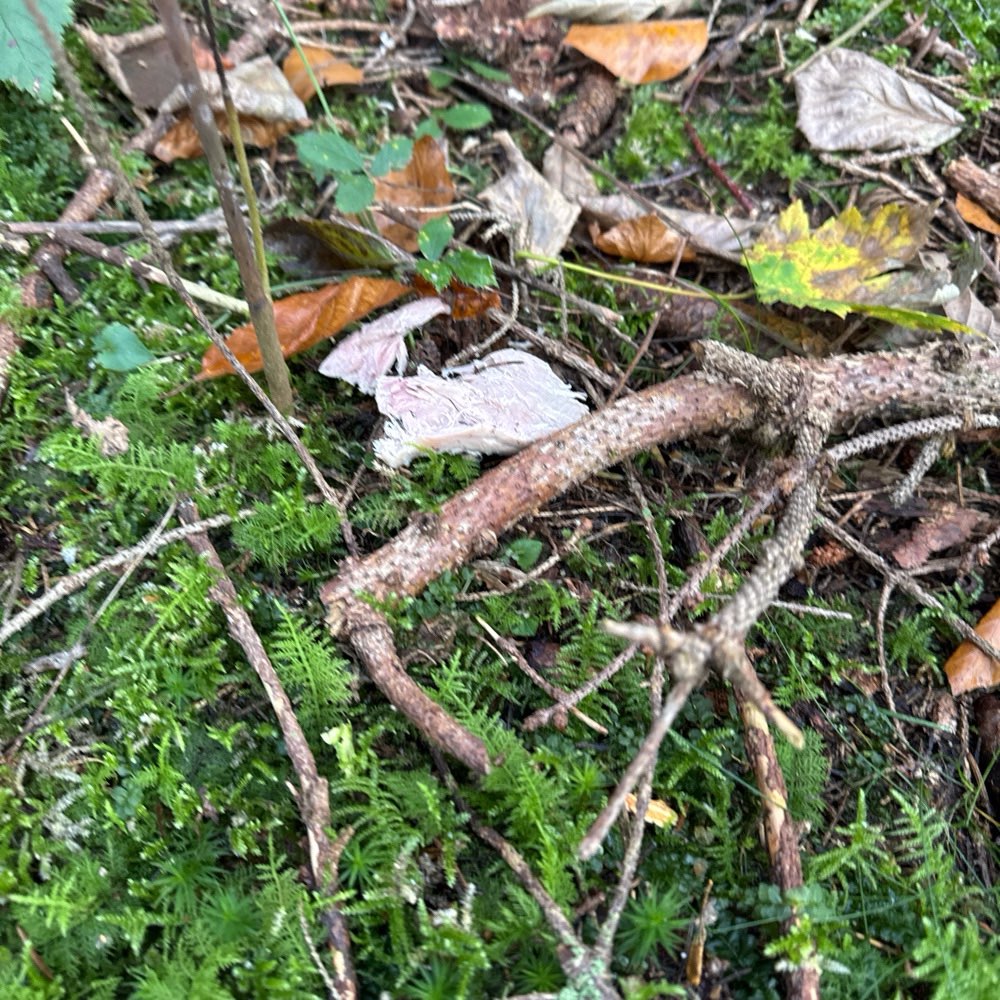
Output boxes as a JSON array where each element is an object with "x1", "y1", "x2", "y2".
[
  {"x1": 944, "y1": 598, "x2": 1000, "y2": 695},
  {"x1": 373, "y1": 135, "x2": 455, "y2": 251},
  {"x1": 794, "y1": 48, "x2": 964, "y2": 152},
  {"x1": 527, "y1": 0, "x2": 685, "y2": 23},
  {"x1": 594, "y1": 213, "x2": 696, "y2": 263},
  {"x1": 373, "y1": 349, "x2": 588, "y2": 467},
  {"x1": 944, "y1": 287, "x2": 1000, "y2": 343},
  {"x1": 282, "y1": 44, "x2": 363, "y2": 102},
  {"x1": 480, "y1": 131, "x2": 579, "y2": 263},
  {"x1": 564, "y1": 20, "x2": 708, "y2": 85},
  {"x1": 318, "y1": 297, "x2": 449, "y2": 394},
  {"x1": 197, "y1": 276, "x2": 409, "y2": 379},
  {"x1": 623, "y1": 792, "x2": 679, "y2": 828}
]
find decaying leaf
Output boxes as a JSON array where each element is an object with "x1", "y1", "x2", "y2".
[
  {"x1": 944, "y1": 287, "x2": 1000, "y2": 343},
  {"x1": 480, "y1": 131, "x2": 580, "y2": 263},
  {"x1": 745, "y1": 200, "x2": 964, "y2": 329},
  {"x1": 410, "y1": 275, "x2": 503, "y2": 319},
  {"x1": 265, "y1": 216, "x2": 410, "y2": 276},
  {"x1": 198, "y1": 276, "x2": 409, "y2": 379},
  {"x1": 78, "y1": 23, "x2": 182, "y2": 108},
  {"x1": 594, "y1": 213, "x2": 696, "y2": 263},
  {"x1": 955, "y1": 192, "x2": 1000, "y2": 236},
  {"x1": 154, "y1": 56, "x2": 308, "y2": 162},
  {"x1": 794, "y1": 48, "x2": 964, "y2": 153},
  {"x1": 373, "y1": 135, "x2": 455, "y2": 251},
  {"x1": 65, "y1": 390, "x2": 130, "y2": 457},
  {"x1": 282, "y1": 44, "x2": 363, "y2": 102},
  {"x1": 623, "y1": 792, "x2": 679, "y2": 828},
  {"x1": 373, "y1": 349, "x2": 588, "y2": 467},
  {"x1": 318, "y1": 297, "x2": 450, "y2": 394},
  {"x1": 944, "y1": 598, "x2": 1000, "y2": 695},
  {"x1": 892, "y1": 503, "x2": 986, "y2": 569},
  {"x1": 564, "y1": 20, "x2": 708, "y2": 85}
]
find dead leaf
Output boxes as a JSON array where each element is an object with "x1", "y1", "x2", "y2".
[
  {"x1": 892, "y1": 503, "x2": 986, "y2": 569},
  {"x1": 794, "y1": 48, "x2": 964, "y2": 152},
  {"x1": 745, "y1": 200, "x2": 963, "y2": 328},
  {"x1": 197, "y1": 276, "x2": 409, "y2": 379},
  {"x1": 155, "y1": 56, "x2": 308, "y2": 162},
  {"x1": 944, "y1": 287, "x2": 1000, "y2": 343},
  {"x1": 944, "y1": 598, "x2": 1000, "y2": 695},
  {"x1": 564, "y1": 20, "x2": 708, "y2": 85},
  {"x1": 374, "y1": 135, "x2": 455, "y2": 252},
  {"x1": 282, "y1": 44, "x2": 363, "y2": 102},
  {"x1": 265, "y1": 216, "x2": 410, "y2": 276},
  {"x1": 373, "y1": 348, "x2": 588, "y2": 467},
  {"x1": 480, "y1": 131, "x2": 579, "y2": 263},
  {"x1": 65, "y1": 390, "x2": 129, "y2": 457},
  {"x1": 956, "y1": 192, "x2": 1000, "y2": 236},
  {"x1": 594, "y1": 213, "x2": 696, "y2": 263},
  {"x1": 527, "y1": 0, "x2": 683, "y2": 22},
  {"x1": 411, "y1": 275, "x2": 502, "y2": 319},
  {"x1": 623, "y1": 792, "x2": 679, "y2": 828},
  {"x1": 319, "y1": 297, "x2": 450, "y2": 394}
]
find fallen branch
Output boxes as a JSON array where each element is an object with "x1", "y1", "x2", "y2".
[
  {"x1": 321, "y1": 344, "x2": 1000, "y2": 771},
  {"x1": 179, "y1": 499, "x2": 357, "y2": 1000}
]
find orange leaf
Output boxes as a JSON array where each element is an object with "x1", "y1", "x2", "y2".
[
  {"x1": 624, "y1": 793, "x2": 678, "y2": 828},
  {"x1": 943, "y1": 597, "x2": 1000, "y2": 695},
  {"x1": 594, "y1": 213, "x2": 697, "y2": 263},
  {"x1": 410, "y1": 274, "x2": 501, "y2": 319},
  {"x1": 153, "y1": 112, "x2": 296, "y2": 162},
  {"x1": 956, "y1": 192, "x2": 1000, "y2": 236},
  {"x1": 197, "y1": 276, "x2": 409, "y2": 379},
  {"x1": 282, "y1": 44, "x2": 363, "y2": 102},
  {"x1": 373, "y1": 135, "x2": 455, "y2": 251},
  {"x1": 564, "y1": 20, "x2": 708, "y2": 85}
]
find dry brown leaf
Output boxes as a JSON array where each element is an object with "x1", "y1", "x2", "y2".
[
  {"x1": 956, "y1": 192, "x2": 1000, "y2": 236},
  {"x1": 410, "y1": 275, "x2": 502, "y2": 319},
  {"x1": 373, "y1": 135, "x2": 455, "y2": 251},
  {"x1": 594, "y1": 213, "x2": 696, "y2": 263},
  {"x1": 282, "y1": 44, "x2": 363, "y2": 102},
  {"x1": 892, "y1": 503, "x2": 986, "y2": 569},
  {"x1": 197, "y1": 276, "x2": 409, "y2": 379},
  {"x1": 155, "y1": 56, "x2": 307, "y2": 162},
  {"x1": 944, "y1": 598, "x2": 1000, "y2": 695},
  {"x1": 564, "y1": 20, "x2": 708, "y2": 85},
  {"x1": 944, "y1": 287, "x2": 1000, "y2": 343}
]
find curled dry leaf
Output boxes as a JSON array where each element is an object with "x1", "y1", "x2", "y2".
[
  {"x1": 594, "y1": 213, "x2": 697, "y2": 263},
  {"x1": 373, "y1": 135, "x2": 455, "y2": 252},
  {"x1": 944, "y1": 598, "x2": 1000, "y2": 696},
  {"x1": 155, "y1": 57, "x2": 308, "y2": 163},
  {"x1": 65, "y1": 390, "x2": 130, "y2": 457},
  {"x1": 197, "y1": 276, "x2": 409, "y2": 379},
  {"x1": 318, "y1": 297, "x2": 450, "y2": 394},
  {"x1": 794, "y1": 48, "x2": 964, "y2": 153},
  {"x1": 282, "y1": 44, "x2": 363, "y2": 102},
  {"x1": 480, "y1": 131, "x2": 580, "y2": 263},
  {"x1": 373, "y1": 348, "x2": 588, "y2": 467},
  {"x1": 564, "y1": 19, "x2": 708, "y2": 85}
]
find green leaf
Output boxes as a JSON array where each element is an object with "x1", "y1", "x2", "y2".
[
  {"x1": 0, "y1": 0, "x2": 73, "y2": 101},
  {"x1": 508, "y1": 537, "x2": 543, "y2": 571},
  {"x1": 437, "y1": 102, "x2": 493, "y2": 131},
  {"x1": 294, "y1": 129, "x2": 365, "y2": 179},
  {"x1": 414, "y1": 117, "x2": 443, "y2": 140},
  {"x1": 427, "y1": 69, "x2": 452, "y2": 90},
  {"x1": 335, "y1": 173, "x2": 375, "y2": 214},
  {"x1": 444, "y1": 249, "x2": 496, "y2": 288},
  {"x1": 417, "y1": 216, "x2": 453, "y2": 262},
  {"x1": 370, "y1": 137, "x2": 414, "y2": 177},
  {"x1": 458, "y1": 56, "x2": 511, "y2": 83},
  {"x1": 94, "y1": 323, "x2": 155, "y2": 371},
  {"x1": 415, "y1": 259, "x2": 454, "y2": 292}
]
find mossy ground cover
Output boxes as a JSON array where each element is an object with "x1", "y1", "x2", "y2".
[{"x1": 2, "y1": 2, "x2": 1000, "y2": 997}]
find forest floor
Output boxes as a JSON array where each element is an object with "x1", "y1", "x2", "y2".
[{"x1": 2, "y1": 1, "x2": 1000, "y2": 998}]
